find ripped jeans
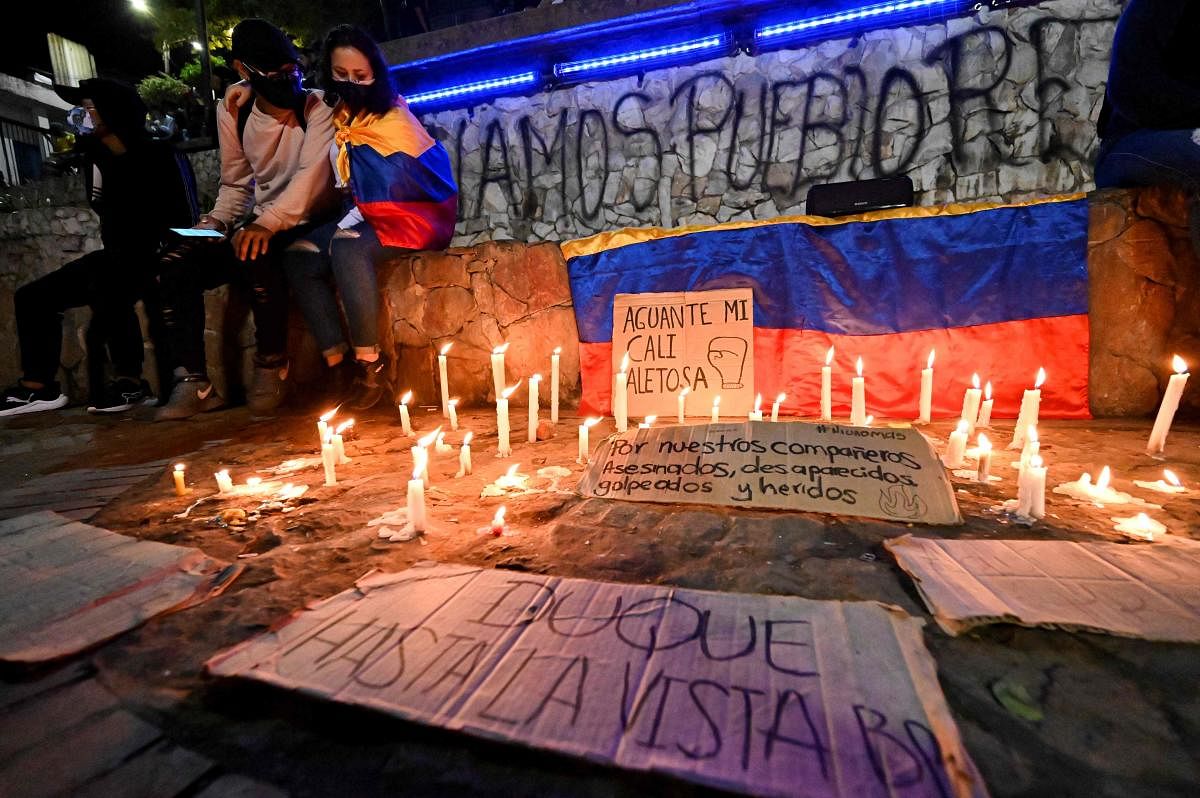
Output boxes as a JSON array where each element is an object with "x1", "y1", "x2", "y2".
[{"x1": 285, "y1": 220, "x2": 406, "y2": 361}]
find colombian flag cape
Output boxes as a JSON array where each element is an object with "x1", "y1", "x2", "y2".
[
  {"x1": 334, "y1": 102, "x2": 457, "y2": 250},
  {"x1": 564, "y1": 195, "x2": 1090, "y2": 420}
]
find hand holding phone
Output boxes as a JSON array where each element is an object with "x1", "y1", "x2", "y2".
[{"x1": 170, "y1": 227, "x2": 226, "y2": 238}]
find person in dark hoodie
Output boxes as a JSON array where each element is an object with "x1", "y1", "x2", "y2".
[
  {"x1": 1095, "y1": 0, "x2": 1200, "y2": 250},
  {"x1": 0, "y1": 79, "x2": 198, "y2": 417}
]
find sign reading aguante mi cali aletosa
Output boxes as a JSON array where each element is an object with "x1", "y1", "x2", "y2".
[{"x1": 578, "y1": 420, "x2": 961, "y2": 525}]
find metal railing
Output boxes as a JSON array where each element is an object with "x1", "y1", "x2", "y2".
[{"x1": 0, "y1": 117, "x2": 52, "y2": 188}]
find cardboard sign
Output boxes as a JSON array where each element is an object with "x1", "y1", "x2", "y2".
[
  {"x1": 612, "y1": 289, "x2": 754, "y2": 417},
  {"x1": 577, "y1": 421, "x2": 961, "y2": 525},
  {"x1": 208, "y1": 563, "x2": 986, "y2": 798},
  {"x1": 887, "y1": 535, "x2": 1200, "y2": 641}
]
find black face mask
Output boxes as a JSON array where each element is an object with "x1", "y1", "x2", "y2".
[
  {"x1": 331, "y1": 80, "x2": 374, "y2": 113},
  {"x1": 249, "y1": 72, "x2": 303, "y2": 109}
]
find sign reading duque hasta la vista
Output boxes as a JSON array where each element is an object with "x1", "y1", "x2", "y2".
[{"x1": 579, "y1": 420, "x2": 961, "y2": 525}]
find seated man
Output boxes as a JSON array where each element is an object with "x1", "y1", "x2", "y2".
[
  {"x1": 155, "y1": 18, "x2": 337, "y2": 420},
  {"x1": 1, "y1": 79, "x2": 197, "y2": 418},
  {"x1": 1095, "y1": 0, "x2": 1200, "y2": 249}
]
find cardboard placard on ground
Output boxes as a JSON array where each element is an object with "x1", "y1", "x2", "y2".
[
  {"x1": 0, "y1": 511, "x2": 240, "y2": 664},
  {"x1": 886, "y1": 535, "x2": 1200, "y2": 642},
  {"x1": 208, "y1": 563, "x2": 986, "y2": 798},
  {"x1": 613, "y1": 289, "x2": 754, "y2": 417},
  {"x1": 577, "y1": 421, "x2": 961, "y2": 525}
]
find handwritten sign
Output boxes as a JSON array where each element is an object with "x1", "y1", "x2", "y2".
[
  {"x1": 578, "y1": 421, "x2": 961, "y2": 525},
  {"x1": 208, "y1": 563, "x2": 986, "y2": 797},
  {"x1": 613, "y1": 289, "x2": 754, "y2": 417}
]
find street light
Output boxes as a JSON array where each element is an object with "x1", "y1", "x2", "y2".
[{"x1": 130, "y1": 0, "x2": 149, "y2": 12}]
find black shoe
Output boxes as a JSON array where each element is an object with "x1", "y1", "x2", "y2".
[
  {"x1": 347, "y1": 355, "x2": 391, "y2": 410},
  {"x1": 87, "y1": 378, "x2": 151, "y2": 414},
  {"x1": 0, "y1": 381, "x2": 68, "y2": 418}
]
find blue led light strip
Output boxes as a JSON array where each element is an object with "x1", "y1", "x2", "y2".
[
  {"x1": 555, "y1": 34, "x2": 728, "y2": 78},
  {"x1": 405, "y1": 71, "x2": 539, "y2": 107},
  {"x1": 756, "y1": 0, "x2": 953, "y2": 41}
]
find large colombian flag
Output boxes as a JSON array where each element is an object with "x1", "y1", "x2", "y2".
[{"x1": 564, "y1": 195, "x2": 1090, "y2": 420}]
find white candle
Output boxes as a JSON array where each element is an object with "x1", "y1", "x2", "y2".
[
  {"x1": 614, "y1": 352, "x2": 629, "y2": 433},
  {"x1": 639, "y1": 415, "x2": 657, "y2": 429},
  {"x1": 975, "y1": 433, "x2": 992, "y2": 482},
  {"x1": 321, "y1": 441, "x2": 337, "y2": 486},
  {"x1": 435, "y1": 432, "x2": 453, "y2": 454},
  {"x1": 317, "y1": 406, "x2": 337, "y2": 447},
  {"x1": 416, "y1": 428, "x2": 439, "y2": 486},
  {"x1": 448, "y1": 399, "x2": 459, "y2": 431},
  {"x1": 333, "y1": 419, "x2": 353, "y2": 465},
  {"x1": 960, "y1": 373, "x2": 982, "y2": 436},
  {"x1": 749, "y1": 393, "x2": 764, "y2": 422},
  {"x1": 527, "y1": 374, "x2": 541, "y2": 443},
  {"x1": 437, "y1": 343, "x2": 452, "y2": 418},
  {"x1": 711, "y1": 395, "x2": 721, "y2": 423},
  {"x1": 1010, "y1": 367, "x2": 1045, "y2": 449},
  {"x1": 771, "y1": 392, "x2": 785, "y2": 422},
  {"x1": 821, "y1": 346, "x2": 834, "y2": 421},
  {"x1": 918, "y1": 349, "x2": 934, "y2": 424},
  {"x1": 406, "y1": 468, "x2": 426, "y2": 533},
  {"x1": 497, "y1": 382, "x2": 518, "y2": 458},
  {"x1": 1023, "y1": 454, "x2": 1046, "y2": 519},
  {"x1": 1113, "y1": 512, "x2": 1166, "y2": 541},
  {"x1": 551, "y1": 347, "x2": 561, "y2": 424},
  {"x1": 490, "y1": 505, "x2": 507, "y2": 536},
  {"x1": 1147, "y1": 355, "x2": 1190, "y2": 455},
  {"x1": 850, "y1": 357, "x2": 866, "y2": 426},
  {"x1": 172, "y1": 463, "x2": 186, "y2": 496},
  {"x1": 578, "y1": 417, "x2": 600, "y2": 464},
  {"x1": 214, "y1": 469, "x2": 234, "y2": 493},
  {"x1": 944, "y1": 420, "x2": 968, "y2": 468},
  {"x1": 1017, "y1": 426, "x2": 1039, "y2": 482},
  {"x1": 491, "y1": 343, "x2": 509, "y2": 402},
  {"x1": 677, "y1": 386, "x2": 690, "y2": 423},
  {"x1": 1133, "y1": 469, "x2": 1186, "y2": 495},
  {"x1": 976, "y1": 381, "x2": 993, "y2": 428},
  {"x1": 398, "y1": 391, "x2": 414, "y2": 437},
  {"x1": 456, "y1": 432, "x2": 474, "y2": 477}
]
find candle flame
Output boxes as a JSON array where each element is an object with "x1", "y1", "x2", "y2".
[
  {"x1": 984, "y1": 381, "x2": 992, "y2": 400},
  {"x1": 463, "y1": 432, "x2": 474, "y2": 445},
  {"x1": 775, "y1": 392, "x2": 786, "y2": 404},
  {"x1": 399, "y1": 391, "x2": 412, "y2": 405},
  {"x1": 493, "y1": 506, "x2": 507, "y2": 524},
  {"x1": 1096, "y1": 466, "x2": 1112, "y2": 491},
  {"x1": 216, "y1": 469, "x2": 229, "y2": 478},
  {"x1": 642, "y1": 415, "x2": 657, "y2": 427},
  {"x1": 679, "y1": 386, "x2": 691, "y2": 398},
  {"x1": 620, "y1": 352, "x2": 630, "y2": 372},
  {"x1": 713, "y1": 395, "x2": 722, "y2": 407},
  {"x1": 320, "y1": 405, "x2": 340, "y2": 422},
  {"x1": 1164, "y1": 469, "x2": 1181, "y2": 487},
  {"x1": 864, "y1": 415, "x2": 874, "y2": 427},
  {"x1": 449, "y1": 398, "x2": 458, "y2": 408},
  {"x1": 553, "y1": 346, "x2": 562, "y2": 355},
  {"x1": 927, "y1": 349, "x2": 935, "y2": 369},
  {"x1": 754, "y1": 393, "x2": 762, "y2": 411},
  {"x1": 335, "y1": 419, "x2": 354, "y2": 434},
  {"x1": 505, "y1": 464, "x2": 520, "y2": 479},
  {"x1": 825, "y1": 346, "x2": 834, "y2": 365},
  {"x1": 501, "y1": 381, "x2": 521, "y2": 400},
  {"x1": 955, "y1": 420, "x2": 968, "y2": 434},
  {"x1": 977, "y1": 433, "x2": 991, "y2": 451},
  {"x1": 1035, "y1": 367, "x2": 1046, "y2": 388},
  {"x1": 584, "y1": 417, "x2": 601, "y2": 428},
  {"x1": 412, "y1": 466, "x2": 422, "y2": 481},
  {"x1": 856, "y1": 356, "x2": 863, "y2": 377},
  {"x1": 1030, "y1": 454, "x2": 1043, "y2": 469},
  {"x1": 493, "y1": 343, "x2": 510, "y2": 355},
  {"x1": 530, "y1": 373, "x2": 542, "y2": 383},
  {"x1": 418, "y1": 427, "x2": 442, "y2": 447},
  {"x1": 1172, "y1": 354, "x2": 1187, "y2": 374},
  {"x1": 436, "y1": 432, "x2": 446, "y2": 444},
  {"x1": 174, "y1": 463, "x2": 185, "y2": 472},
  {"x1": 440, "y1": 342, "x2": 453, "y2": 356},
  {"x1": 971, "y1": 373, "x2": 980, "y2": 390}
]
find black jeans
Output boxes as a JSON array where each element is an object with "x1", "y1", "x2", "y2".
[
  {"x1": 14, "y1": 248, "x2": 163, "y2": 396},
  {"x1": 157, "y1": 224, "x2": 316, "y2": 376}
]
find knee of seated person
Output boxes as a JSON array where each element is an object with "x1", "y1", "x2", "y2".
[
  {"x1": 285, "y1": 239, "x2": 322, "y2": 253},
  {"x1": 332, "y1": 227, "x2": 363, "y2": 240}
]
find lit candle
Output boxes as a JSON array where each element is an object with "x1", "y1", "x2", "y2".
[
  {"x1": 172, "y1": 463, "x2": 187, "y2": 496},
  {"x1": 1018, "y1": 426, "x2": 1039, "y2": 482},
  {"x1": 398, "y1": 391, "x2": 414, "y2": 437},
  {"x1": 771, "y1": 392, "x2": 785, "y2": 422},
  {"x1": 1017, "y1": 454, "x2": 1046, "y2": 519},
  {"x1": 406, "y1": 466, "x2": 426, "y2": 533},
  {"x1": 850, "y1": 357, "x2": 866, "y2": 426},
  {"x1": 527, "y1": 373, "x2": 541, "y2": 444},
  {"x1": 497, "y1": 382, "x2": 519, "y2": 458},
  {"x1": 917, "y1": 349, "x2": 934, "y2": 424},
  {"x1": 491, "y1": 343, "x2": 509, "y2": 401},
  {"x1": 578, "y1": 417, "x2": 600, "y2": 464},
  {"x1": 435, "y1": 432, "x2": 453, "y2": 454},
  {"x1": 214, "y1": 468, "x2": 234, "y2": 493},
  {"x1": 749, "y1": 393, "x2": 764, "y2": 421},
  {"x1": 677, "y1": 386, "x2": 690, "y2": 424},
  {"x1": 614, "y1": 352, "x2": 629, "y2": 433},
  {"x1": 944, "y1": 420, "x2": 968, "y2": 468},
  {"x1": 821, "y1": 346, "x2": 834, "y2": 422},
  {"x1": 1009, "y1": 367, "x2": 1045, "y2": 450},
  {"x1": 975, "y1": 433, "x2": 992, "y2": 482},
  {"x1": 639, "y1": 415, "x2": 657, "y2": 429},
  {"x1": 456, "y1": 432, "x2": 474, "y2": 477},
  {"x1": 960, "y1": 373, "x2": 982, "y2": 436},
  {"x1": 321, "y1": 435, "x2": 337, "y2": 486},
  {"x1": 976, "y1": 381, "x2": 994, "y2": 429},
  {"x1": 332, "y1": 419, "x2": 353, "y2": 465},
  {"x1": 317, "y1": 406, "x2": 337, "y2": 446},
  {"x1": 551, "y1": 347, "x2": 561, "y2": 424},
  {"x1": 437, "y1": 343, "x2": 452, "y2": 418},
  {"x1": 1113, "y1": 512, "x2": 1166, "y2": 541},
  {"x1": 448, "y1": 399, "x2": 459, "y2": 431},
  {"x1": 415, "y1": 427, "x2": 439, "y2": 486},
  {"x1": 711, "y1": 395, "x2": 721, "y2": 423},
  {"x1": 1133, "y1": 469, "x2": 1187, "y2": 495},
  {"x1": 490, "y1": 505, "x2": 507, "y2": 536},
  {"x1": 1147, "y1": 355, "x2": 1190, "y2": 456}
]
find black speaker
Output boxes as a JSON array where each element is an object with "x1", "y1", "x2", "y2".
[{"x1": 806, "y1": 176, "x2": 915, "y2": 218}]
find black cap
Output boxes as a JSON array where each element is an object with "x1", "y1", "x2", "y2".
[
  {"x1": 231, "y1": 18, "x2": 298, "y2": 72},
  {"x1": 53, "y1": 78, "x2": 148, "y2": 140}
]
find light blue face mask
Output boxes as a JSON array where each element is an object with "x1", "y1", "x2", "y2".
[{"x1": 66, "y1": 106, "x2": 94, "y2": 135}]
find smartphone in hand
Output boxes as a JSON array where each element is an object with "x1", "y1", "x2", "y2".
[{"x1": 170, "y1": 227, "x2": 225, "y2": 238}]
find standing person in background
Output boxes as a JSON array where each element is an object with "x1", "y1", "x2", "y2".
[
  {"x1": 154, "y1": 18, "x2": 338, "y2": 420},
  {"x1": 231, "y1": 25, "x2": 456, "y2": 409},
  {"x1": 1, "y1": 79, "x2": 198, "y2": 418}
]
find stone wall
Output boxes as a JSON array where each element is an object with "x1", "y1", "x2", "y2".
[{"x1": 424, "y1": 0, "x2": 1122, "y2": 246}]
